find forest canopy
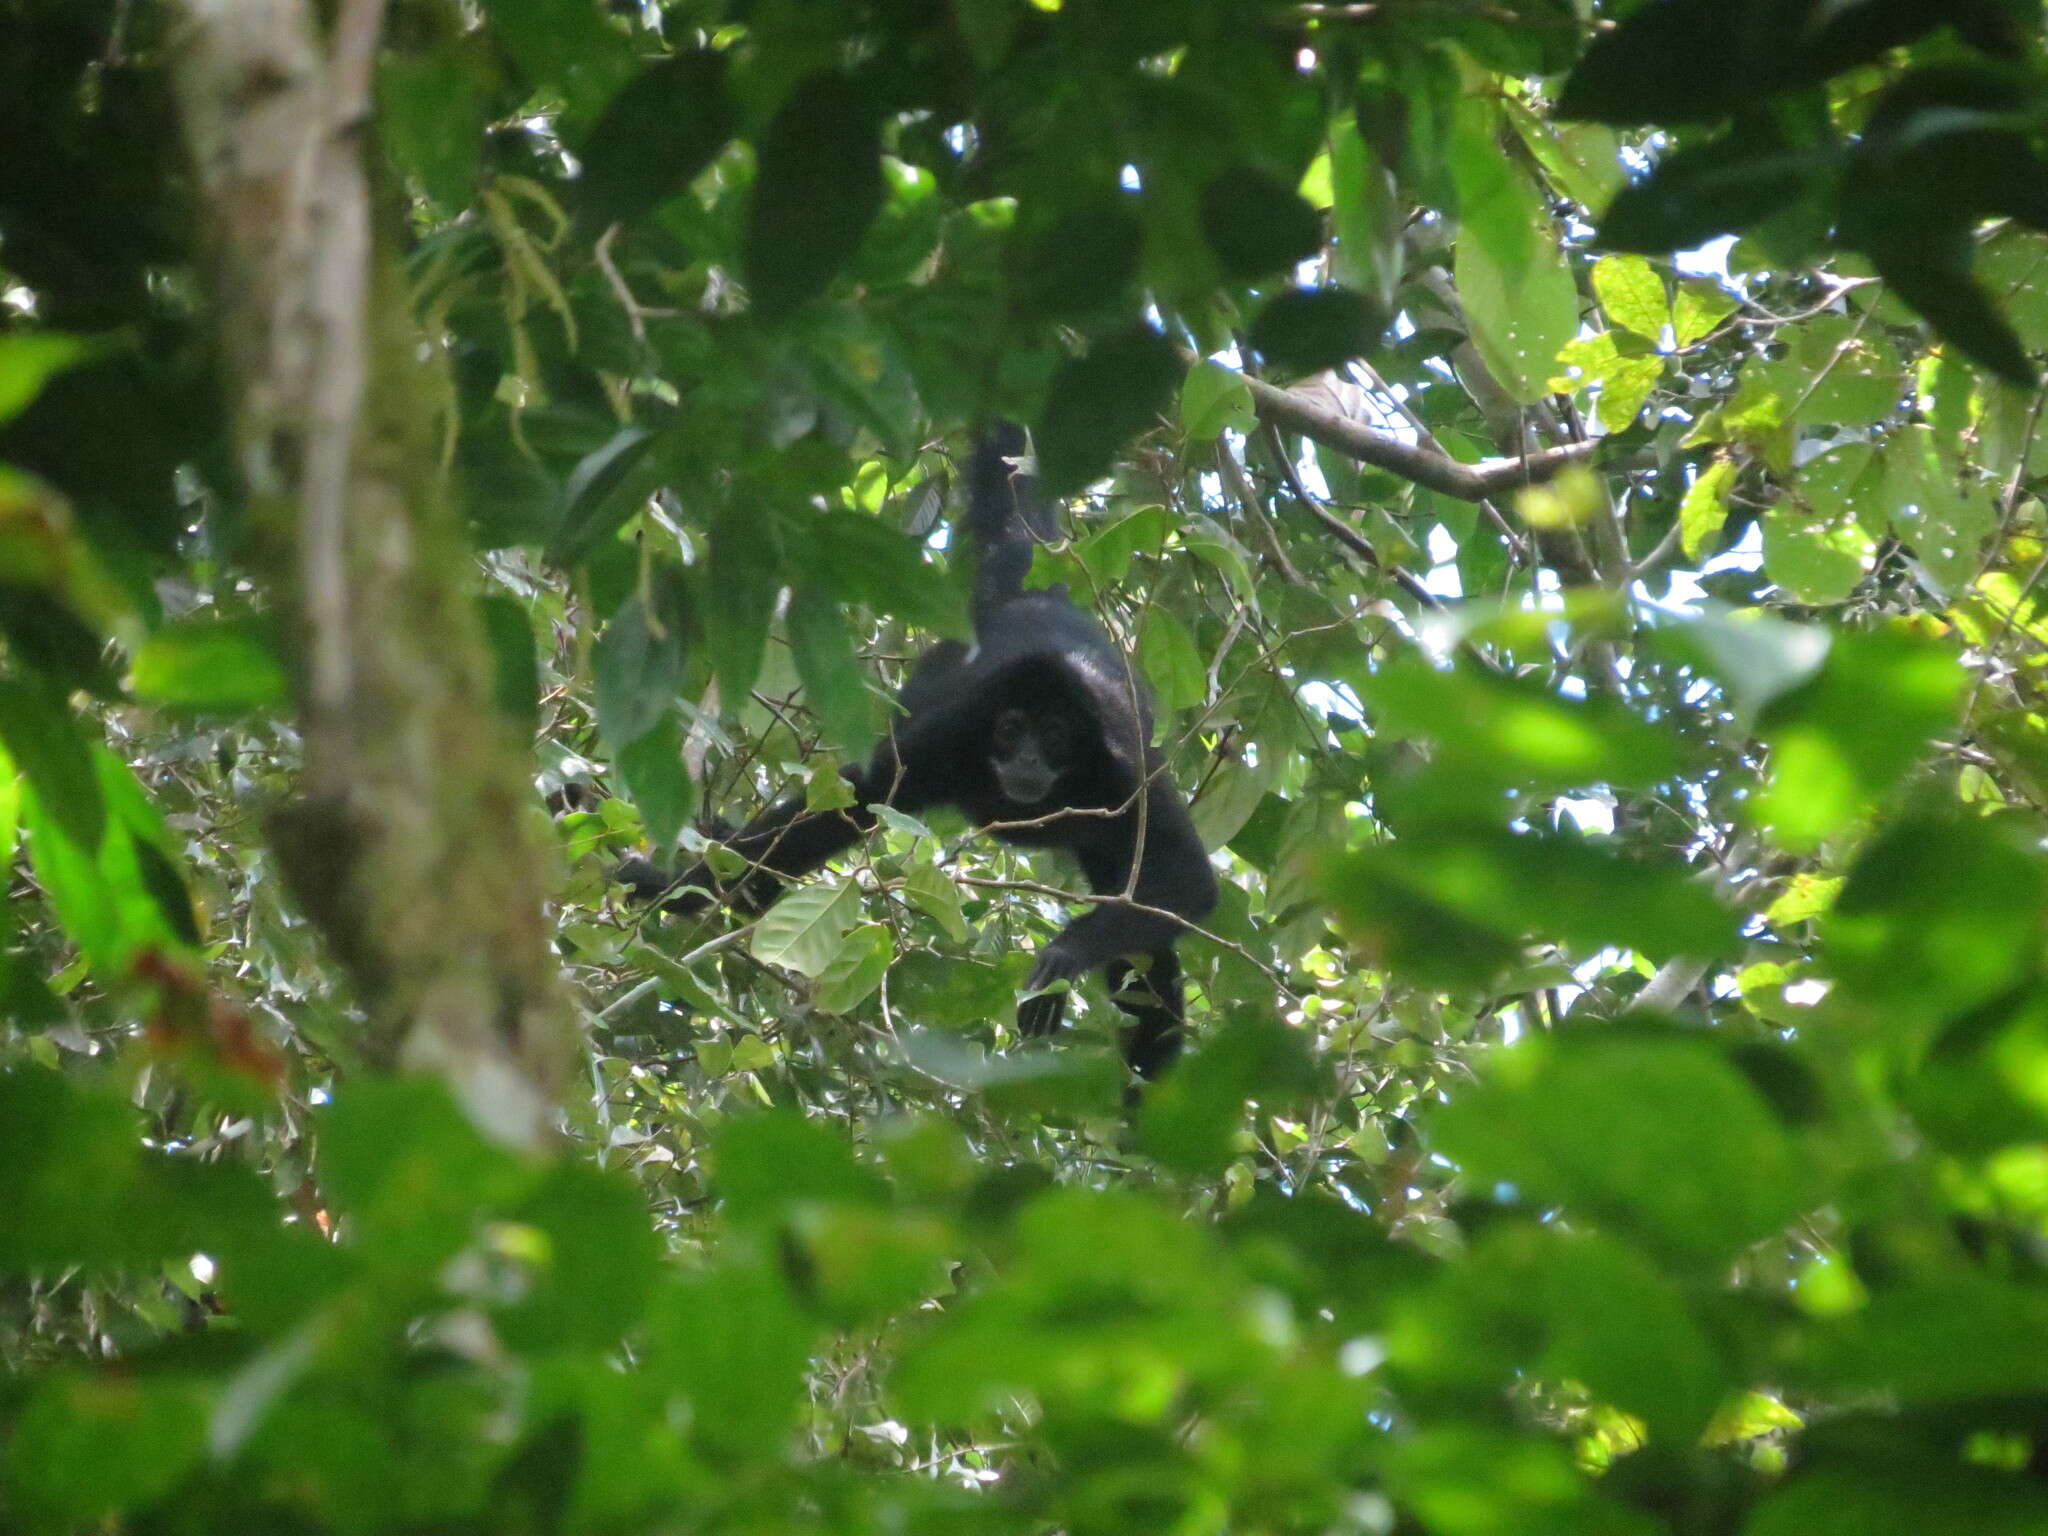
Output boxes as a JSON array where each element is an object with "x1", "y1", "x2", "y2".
[{"x1": 5, "y1": 0, "x2": 2048, "y2": 1532}]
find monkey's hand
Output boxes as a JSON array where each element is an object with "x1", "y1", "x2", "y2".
[{"x1": 1017, "y1": 944, "x2": 1087, "y2": 1038}]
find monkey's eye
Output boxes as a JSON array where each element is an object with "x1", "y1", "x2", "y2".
[{"x1": 992, "y1": 708, "x2": 1028, "y2": 750}]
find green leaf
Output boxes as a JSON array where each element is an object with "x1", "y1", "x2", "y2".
[
  {"x1": 749, "y1": 879, "x2": 859, "y2": 978},
  {"x1": 1035, "y1": 327, "x2": 1185, "y2": 498},
  {"x1": 1179, "y1": 360, "x2": 1258, "y2": 442},
  {"x1": 1826, "y1": 813, "x2": 2046, "y2": 1026},
  {"x1": 713, "y1": 1112, "x2": 887, "y2": 1223},
  {"x1": 1878, "y1": 425, "x2": 1996, "y2": 591},
  {"x1": 743, "y1": 73, "x2": 883, "y2": 320},
  {"x1": 1590, "y1": 255, "x2": 1668, "y2": 342},
  {"x1": 378, "y1": 53, "x2": 485, "y2": 210},
  {"x1": 476, "y1": 595, "x2": 539, "y2": 736},
  {"x1": 1198, "y1": 166, "x2": 1323, "y2": 281},
  {"x1": 1789, "y1": 314, "x2": 1905, "y2": 428},
  {"x1": 0, "y1": 737, "x2": 18, "y2": 867},
  {"x1": 1648, "y1": 605, "x2": 1828, "y2": 722},
  {"x1": 1671, "y1": 277, "x2": 1737, "y2": 346},
  {"x1": 1454, "y1": 164, "x2": 1578, "y2": 404},
  {"x1": 1140, "y1": 1017, "x2": 1315, "y2": 1175},
  {"x1": 0, "y1": 679, "x2": 103, "y2": 851},
  {"x1": 577, "y1": 50, "x2": 733, "y2": 227},
  {"x1": 1595, "y1": 354, "x2": 1663, "y2": 431},
  {"x1": 1748, "y1": 1462, "x2": 2048, "y2": 1536},
  {"x1": 1763, "y1": 445, "x2": 1877, "y2": 605},
  {"x1": 1363, "y1": 655, "x2": 1684, "y2": 789},
  {"x1": 1246, "y1": 286, "x2": 1384, "y2": 378},
  {"x1": 495, "y1": 1163, "x2": 661, "y2": 1350},
  {"x1": 1432, "y1": 1031, "x2": 1811, "y2": 1265},
  {"x1": 5, "y1": 1374, "x2": 209, "y2": 1527},
  {"x1": 1755, "y1": 629, "x2": 1964, "y2": 850},
  {"x1": 1138, "y1": 607, "x2": 1205, "y2": 713},
  {"x1": 1678, "y1": 456, "x2": 1735, "y2": 561},
  {"x1": 645, "y1": 1258, "x2": 817, "y2": 1463},
  {"x1": 1331, "y1": 824, "x2": 1738, "y2": 975},
  {"x1": 787, "y1": 583, "x2": 876, "y2": 757},
  {"x1": 0, "y1": 334, "x2": 99, "y2": 425},
  {"x1": 128, "y1": 619, "x2": 289, "y2": 714},
  {"x1": 1329, "y1": 116, "x2": 1406, "y2": 313},
  {"x1": 317, "y1": 1078, "x2": 528, "y2": 1271},
  {"x1": 1190, "y1": 751, "x2": 1273, "y2": 852},
  {"x1": 814, "y1": 922, "x2": 891, "y2": 1013},
  {"x1": 481, "y1": 0, "x2": 636, "y2": 123},
  {"x1": 903, "y1": 864, "x2": 968, "y2": 943},
  {"x1": 1523, "y1": 1231, "x2": 1727, "y2": 1444}
]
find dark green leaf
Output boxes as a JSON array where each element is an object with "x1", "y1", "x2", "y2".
[
  {"x1": 5, "y1": 1374, "x2": 209, "y2": 1526},
  {"x1": 481, "y1": 0, "x2": 636, "y2": 123},
  {"x1": 131, "y1": 837, "x2": 199, "y2": 948},
  {"x1": 704, "y1": 505, "x2": 779, "y2": 706},
  {"x1": 1865, "y1": 240, "x2": 2035, "y2": 387},
  {"x1": 1009, "y1": 197, "x2": 1144, "y2": 323},
  {"x1": 545, "y1": 426, "x2": 657, "y2": 568},
  {"x1": 1558, "y1": 0, "x2": 1757, "y2": 125},
  {"x1": 1364, "y1": 655, "x2": 1685, "y2": 789},
  {"x1": 800, "y1": 512, "x2": 966, "y2": 635},
  {"x1": 0, "y1": 333, "x2": 100, "y2": 425},
  {"x1": 1034, "y1": 326, "x2": 1184, "y2": 498},
  {"x1": 0, "y1": 585, "x2": 116, "y2": 697},
  {"x1": 645, "y1": 1258, "x2": 817, "y2": 1462},
  {"x1": 1199, "y1": 166, "x2": 1323, "y2": 281},
  {"x1": 1246, "y1": 286, "x2": 1383, "y2": 378},
  {"x1": 316, "y1": 1078, "x2": 529, "y2": 1274},
  {"x1": 577, "y1": 51, "x2": 734, "y2": 228},
  {"x1": 615, "y1": 710, "x2": 694, "y2": 849},
  {"x1": 1326, "y1": 825, "x2": 1739, "y2": 984},
  {"x1": 378, "y1": 53, "x2": 485, "y2": 209},
  {"x1": 593, "y1": 567, "x2": 688, "y2": 752},
  {"x1": 1597, "y1": 134, "x2": 1827, "y2": 254},
  {"x1": 476, "y1": 594, "x2": 539, "y2": 737},
  {"x1": 787, "y1": 582, "x2": 876, "y2": 756},
  {"x1": 743, "y1": 73, "x2": 884, "y2": 320}
]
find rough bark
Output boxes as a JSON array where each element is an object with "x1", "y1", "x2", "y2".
[{"x1": 168, "y1": 0, "x2": 573, "y2": 1143}]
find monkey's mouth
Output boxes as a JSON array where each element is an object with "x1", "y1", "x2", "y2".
[{"x1": 994, "y1": 763, "x2": 1059, "y2": 804}]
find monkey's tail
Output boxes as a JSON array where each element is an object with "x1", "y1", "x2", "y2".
[{"x1": 968, "y1": 420, "x2": 1059, "y2": 612}]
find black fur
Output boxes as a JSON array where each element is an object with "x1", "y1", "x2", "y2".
[{"x1": 621, "y1": 423, "x2": 1217, "y2": 1077}]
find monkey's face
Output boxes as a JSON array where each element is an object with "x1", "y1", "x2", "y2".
[{"x1": 989, "y1": 706, "x2": 1074, "y2": 805}]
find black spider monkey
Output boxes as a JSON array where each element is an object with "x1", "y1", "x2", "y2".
[{"x1": 619, "y1": 422, "x2": 1217, "y2": 1078}]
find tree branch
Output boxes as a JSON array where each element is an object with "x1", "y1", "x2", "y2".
[{"x1": 1240, "y1": 369, "x2": 1596, "y2": 501}]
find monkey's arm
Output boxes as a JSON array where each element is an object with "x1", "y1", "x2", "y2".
[
  {"x1": 1017, "y1": 776, "x2": 1216, "y2": 1046},
  {"x1": 617, "y1": 784, "x2": 877, "y2": 918},
  {"x1": 616, "y1": 707, "x2": 964, "y2": 917}
]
